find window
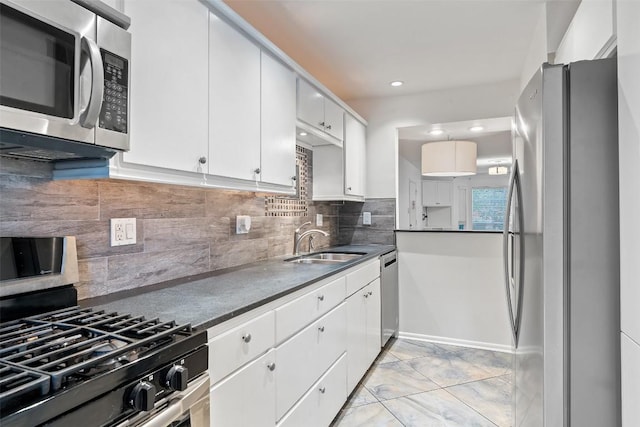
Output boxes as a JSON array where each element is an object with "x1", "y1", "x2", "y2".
[{"x1": 472, "y1": 187, "x2": 508, "y2": 230}]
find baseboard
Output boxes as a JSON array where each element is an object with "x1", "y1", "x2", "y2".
[{"x1": 398, "y1": 332, "x2": 512, "y2": 353}]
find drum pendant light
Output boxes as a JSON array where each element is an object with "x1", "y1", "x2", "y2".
[{"x1": 421, "y1": 140, "x2": 477, "y2": 176}]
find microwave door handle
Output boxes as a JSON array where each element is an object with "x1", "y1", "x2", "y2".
[{"x1": 79, "y1": 37, "x2": 104, "y2": 129}]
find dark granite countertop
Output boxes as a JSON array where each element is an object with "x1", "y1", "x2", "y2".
[{"x1": 81, "y1": 245, "x2": 395, "y2": 331}]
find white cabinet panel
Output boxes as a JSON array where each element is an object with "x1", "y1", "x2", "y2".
[
  {"x1": 209, "y1": 13, "x2": 261, "y2": 181},
  {"x1": 276, "y1": 303, "x2": 346, "y2": 420},
  {"x1": 260, "y1": 52, "x2": 296, "y2": 187},
  {"x1": 275, "y1": 276, "x2": 346, "y2": 343},
  {"x1": 210, "y1": 349, "x2": 276, "y2": 427},
  {"x1": 422, "y1": 180, "x2": 452, "y2": 206},
  {"x1": 346, "y1": 259, "x2": 380, "y2": 297},
  {"x1": 123, "y1": 0, "x2": 208, "y2": 172},
  {"x1": 277, "y1": 354, "x2": 347, "y2": 427},
  {"x1": 323, "y1": 98, "x2": 344, "y2": 141},
  {"x1": 344, "y1": 114, "x2": 366, "y2": 197},
  {"x1": 297, "y1": 79, "x2": 325, "y2": 130},
  {"x1": 622, "y1": 334, "x2": 640, "y2": 427},
  {"x1": 365, "y1": 279, "x2": 382, "y2": 363},
  {"x1": 208, "y1": 310, "x2": 275, "y2": 384},
  {"x1": 297, "y1": 78, "x2": 344, "y2": 143},
  {"x1": 346, "y1": 279, "x2": 381, "y2": 393}
]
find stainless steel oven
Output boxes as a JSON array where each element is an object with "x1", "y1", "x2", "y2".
[
  {"x1": 0, "y1": 236, "x2": 210, "y2": 427},
  {"x1": 0, "y1": 0, "x2": 131, "y2": 161},
  {"x1": 116, "y1": 373, "x2": 210, "y2": 427}
]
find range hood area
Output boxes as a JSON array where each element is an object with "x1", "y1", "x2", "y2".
[{"x1": 0, "y1": 129, "x2": 119, "y2": 162}]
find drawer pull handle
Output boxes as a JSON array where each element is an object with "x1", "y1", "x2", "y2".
[
  {"x1": 241, "y1": 333, "x2": 252, "y2": 343},
  {"x1": 317, "y1": 295, "x2": 325, "y2": 301},
  {"x1": 368, "y1": 291, "x2": 373, "y2": 296},
  {"x1": 319, "y1": 386, "x2": 326, "y2": 394},
  {"x1": 267, "y1": 362, "x2": 276, "y2": 371},
  {"x1": 318, "y1": 326, "x2": 325, "y2": 332},
  {"x1": 364, "y1": 293, "x2": 369, "y2": 298}
]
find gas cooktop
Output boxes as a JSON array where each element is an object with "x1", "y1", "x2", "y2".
[{"x1": 0, "y1": 306, "x2": 207, "y2": 427}]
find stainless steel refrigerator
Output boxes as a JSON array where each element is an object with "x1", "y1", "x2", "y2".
[{"x1": 504, "y1": 58, "x2": 620, "y2": 427}]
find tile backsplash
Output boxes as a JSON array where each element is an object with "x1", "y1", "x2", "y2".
[{"x1": 0, "y1": 156, "x2": 395, "y2": 300}]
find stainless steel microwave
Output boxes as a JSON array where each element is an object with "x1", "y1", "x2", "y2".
[{"x1": 0, "y1": 0, "x2": 131, "y2": 161}]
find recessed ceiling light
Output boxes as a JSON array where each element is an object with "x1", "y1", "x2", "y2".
[
  {"x1": 470, "y1": 125, "x2": 484, "y2": 132},
  {"x1": 390, "y1": 81, "x2": 404, "y2": 87},
  {"x1": 429, "y1": 129, "x2": 444, "y2": 136},
  {"x1": 298, "y1": 131, "x2": 307, "y2": 136}
]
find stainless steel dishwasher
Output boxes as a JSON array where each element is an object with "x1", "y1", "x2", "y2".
[{"x1": 380, "y1": 250, "x2": 399, "y2": 346}]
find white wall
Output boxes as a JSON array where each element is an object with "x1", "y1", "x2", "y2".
[
  {"x1": 555, "y1": 0, "x2": 616, "y2": 63},
  {"x1": 520, "y1": 4, "x2": 548, "y2": 91},
  {"x1": 347, "y1": 79, "x2": 521, "y2": 199},
  {"x1": 397, "y1": 231, "x2": 511, "y2": 351},
  {"x1": 617, "y1": 1, "x2": 640, "y2": 425},
  {"x1": 397, "y1": 154, "x2": 422, "y2": 229}
]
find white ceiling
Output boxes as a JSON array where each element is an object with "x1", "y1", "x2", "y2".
[{"x1": 223, "y1": 0, "x2": 578, "y2": 100}]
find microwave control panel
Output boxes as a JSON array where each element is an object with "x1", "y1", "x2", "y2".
[{"x1": 99, "y1": 50, "x2": 128, "y2": 134}]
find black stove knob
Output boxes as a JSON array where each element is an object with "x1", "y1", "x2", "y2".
[
  {"x1": 166, "y1": 365, "x2": 189, "y2": 391},
  {"x1": 129, "y1": 381, "x2": 156, "y2": 412}
]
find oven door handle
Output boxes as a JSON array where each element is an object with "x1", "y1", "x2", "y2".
[{"x1": 137, "y1": 374, "x2": 209, "y2": 427}]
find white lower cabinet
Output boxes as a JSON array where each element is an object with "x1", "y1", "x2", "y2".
[
  {"x1": 207, "y1": 259, "x2": 382, "y2": 427},
  {"x1": 346, "y1": 279, "x2": 381, "y2": 393},
  {"x1": 276, "y1": 303, "x2": 346, "y2": 420},
  {"x1": 277, "y1": 354, "x2": 347, "y2": 427},
  {"x1": 210, "y1": 349, "x2": 276, "y2": 427},
  {"x1": 208, "y1": 310, "x2": 275, "y2": 384}
]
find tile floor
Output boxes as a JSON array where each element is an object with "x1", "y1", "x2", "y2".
[{"x1": 331, "y1": 338, "x2": 513, "y2": 427}]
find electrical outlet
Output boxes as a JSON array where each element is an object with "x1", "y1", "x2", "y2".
[
  {"x1": 111, "y1": 218, "x2": 136, "y2": 246},
  {"x1": 363, "y1": 212, "x2": 372, "y2": 225}
]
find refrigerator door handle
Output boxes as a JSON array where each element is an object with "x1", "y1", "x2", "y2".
[
  {"x1": 513, "y1": 161, "x2": 525, "y2": 345},
  {"x1": 503, "y1": 160, "x2": 519, "y2": 346}
]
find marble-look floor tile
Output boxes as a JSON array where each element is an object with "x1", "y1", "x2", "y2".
[
  {"x1": 364, "y1": 360, "x2": 440, "y2": 401},
  {"x1": 445, "y1": 346, "x2": 513, "y2": 377},
  {"x1": 445, "y1": 377, "x2": 512, "y2": 427},
  {"x1": 376, "y1": 348, "x2": 401, "y2": 365},
  {"x1": 408, "y1": 353, "x2": 495, "y2": 388},
  {"x1": 345, "y1": 384, "x2": 378, "y2": 409},
  {"x1": 382, "y1": 389, "x2": 497, "y2": 427},
  {"x1": 332, "y1": 402, "x2": 403, "y2": 427},
  {"x1": 388, "y1": 339, "x2": 450, "y2": 361}
]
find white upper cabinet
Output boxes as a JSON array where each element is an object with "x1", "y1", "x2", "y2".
[
  {"x1": 261, "y1": 52, "x2": 296, "y2": 187},
  {"x1": 122, "y1": 0, "x2": 209, "y2": 172},
  {"x1": 344, "y1": 114, "x2": 366, "y2": 197},
  {"x1": 209, "y1": 13, "x2": 261, "y2": 181},
  {"x1": 297, "y1": 79, "x2": 325, "y2": 131},
  {"x1": 297, "y1": 79, "x2": 344, "y2": 143},
  {"x1": 313, "y1": 113, "x2": 366, "y2": 201},
  {"x1": 209, "y1": 15, "x2": 296, "y2": 188},
  {"x1": 422, "y1": 180, "x2": 452, "y2": 206},
  {"x1": 323, "y1": 98, "x2": 344, "y2": 141}
]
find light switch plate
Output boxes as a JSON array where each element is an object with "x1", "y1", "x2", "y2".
[
  {"x1": 111, "y1": 218, "x2": 136, "y2": 246},
  {"x1": 316, "y1": 214, "x2": 323, "y2": 226},
  {"x1": 363, "y1": 212, "x2": 372, "y2": 225}
]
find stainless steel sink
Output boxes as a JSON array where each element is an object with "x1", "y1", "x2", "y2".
[{"x1": 286, "y1": 252, "x2": 366, "y2": 264}]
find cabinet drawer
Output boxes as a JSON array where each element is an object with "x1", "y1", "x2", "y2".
[
  {"x1": 209, "y1": 310, "x2": 275, "y2": 384},
  {"x1": 275, "y1": 276, "x2": 346, "y2": 343},
  {"x1": 277, "y1": 354, "x2": 347, "y2": 427},
  {"x1": 210, "y1": 349, "x2": 276, "y2": 427},
  {"x1": 276, "y1": 303, "x2": 346, "y2": 420},
  {"x1": 346, "y1": 259, "x2": 380, "y2": 296}
]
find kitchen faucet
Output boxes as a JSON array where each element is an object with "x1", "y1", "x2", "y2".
[{"x1": 293, "y1": 221, "x2": 330, "y2": 255}]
